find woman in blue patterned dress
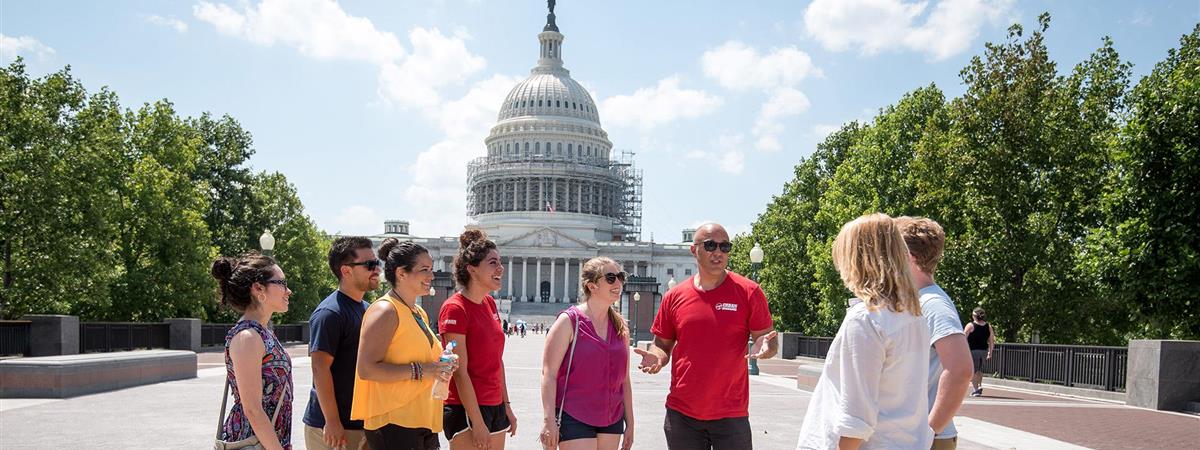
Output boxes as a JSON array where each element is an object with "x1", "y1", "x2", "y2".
[{"x1": 212, "y1": 253, "x2": 295, "y2": 450}]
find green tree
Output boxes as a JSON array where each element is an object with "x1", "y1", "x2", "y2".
[
  {"x1": 0, "y1": 62, "x2": 123, "y2": 318},
  {"x1": 103, "y1": 101, "x2": 215, "y2": 321},
  {"x1": 1086, "y1": 25, "x2": 1200, "y2": 340},
  {"x1": 206, "y1": 171, "x2": 334, "y2": 324},
  {"x1": 916, "y1": 14, "x2": 1130, "y2": 343},
  {"x1": 191, "y1": 113, "x2": 257, "y2": 257}
]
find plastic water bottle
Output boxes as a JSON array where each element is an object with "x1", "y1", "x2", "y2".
[{"x1": 432, "y1": 341, "x2": 458, "y2": 400}]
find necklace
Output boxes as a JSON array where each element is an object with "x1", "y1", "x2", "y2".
[{"x1": 390, "y1": 288, "x2": 416, "y2": 310}]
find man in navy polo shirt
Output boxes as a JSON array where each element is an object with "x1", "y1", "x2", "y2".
[{"x1": 304, "y1": 236, "x2": 379, "y2": 450}]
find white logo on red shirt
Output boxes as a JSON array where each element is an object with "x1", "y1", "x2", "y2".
[
  {"x1": 715, "y1": 302, "x2": 738, "y2": 312},
  {"x1": 443, "y1": 319, "x2": 458, "y2": 325}
]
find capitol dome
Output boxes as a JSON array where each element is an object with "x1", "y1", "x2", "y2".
[{"x1": 466, "y1": 7, "x2": 641, "y2": 242}]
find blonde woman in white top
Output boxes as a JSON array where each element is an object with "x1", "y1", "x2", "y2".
[{"x1": 797, "y1": 213, "x2": 933, "y2": 450}]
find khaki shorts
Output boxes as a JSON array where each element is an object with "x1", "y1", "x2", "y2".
[
  {"x1": 304, "y1": 424, "x2": 369, "y2": 450},
  {"x1": 931, "y1": 436, "x2": 957, "y2": 450}
]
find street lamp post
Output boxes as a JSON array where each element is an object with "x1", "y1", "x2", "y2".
[
  {"x1": 748, "y1": 242, "x2": 764, "y2": 375},
  {"x1": 259, "y1": 229, "x2": 275, "y2": 258},
  {"x1": 632, "y1": 292, "x2": 641, "y2": 347}
]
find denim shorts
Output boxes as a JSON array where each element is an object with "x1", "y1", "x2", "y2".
[{"x1": 559, "y1": 410, "x2": 625, "y2": 442}]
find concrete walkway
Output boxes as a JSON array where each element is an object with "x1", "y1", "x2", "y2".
[{"x1": 1, "y1": 333, "x2": 1195, "y2": 449}]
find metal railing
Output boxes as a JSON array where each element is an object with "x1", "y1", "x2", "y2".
[
  {"x1": 202, "y1": 323, "x2": 305, "y2": 347},
  {"x1": 981, "y1": 343, "x2": 1127, "y2": 392},
  {"x1": 0, "y1": 320, "x2": 32, "y2": 356},
  {"x1": 796, "y1": 336, "x2": 835, "y2": 359},
  {"x1": 79, "y1": 322, "x2": 170, "y2": 353}
]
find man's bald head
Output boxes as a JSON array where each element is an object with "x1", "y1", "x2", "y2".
[{"x1": 693, "y1": 223, "x2": 729, "y2": 245}]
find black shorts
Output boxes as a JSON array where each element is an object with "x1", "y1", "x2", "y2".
[
  {"x1": 443, "y1": 404, "x2": 511, "y2": 441},
  {"x1": 558, "y1": 410, "x2": 625, "y2": 442},
  {"x1": 365, "y1": 424, "x2": 439, "y2": 450}
]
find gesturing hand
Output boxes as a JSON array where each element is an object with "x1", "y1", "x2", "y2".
[
  {"x1": 746, "y1": 330, "x2": 778, "y2": 359},
  {"x1": 633, "y1": 348, "x2": 664, "y2": 374}
]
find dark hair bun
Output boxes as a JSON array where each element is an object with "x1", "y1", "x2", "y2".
[
  {"x1": 378, "y1": 237, "x2": 400, "y2": 259},
  {"x1": 211, "y1": 257, "x2": 235, "y2": 281},
  {"x1": 459, "y1": 229, "x2": 486, "y2": 247}
]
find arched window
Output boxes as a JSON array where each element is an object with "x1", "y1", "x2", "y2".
[
  {"x1": 538, "y1": 100, "x2": 543, "y2": 107},
  {"x1": 524, "y1": 142, "x2": 530, "y2": 155},
  {"x1": 556, "y1": 100, "x2": 560, "y2": 107},
  {"x1": 535, "y1": 142, "x2": 540, "y2": 153}
]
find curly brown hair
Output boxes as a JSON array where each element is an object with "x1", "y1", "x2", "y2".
[{"x1": 453, "y1": 229, "x2": 497, "y2": 288}]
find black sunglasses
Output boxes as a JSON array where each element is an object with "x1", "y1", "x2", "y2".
[
  {"x1": 701, "y1": 239, "x2": 733, "y2": 253},
  {"x1": 347, "y1": 259, "x2": 383, "y2": 271},
  {"x1": 263, "y1": 279, "x2": 288, "y2": 289},
  {"x1": 602, "y1": 271, "x2": 627, "y2": 284}
]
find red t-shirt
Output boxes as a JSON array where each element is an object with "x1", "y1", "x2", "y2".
[
  {"x1": 650, "y1": 271, "x2": 773, "y2": 420},
  {"x1": 438, "y1": 293, "x2": 506, "y2": 406}
]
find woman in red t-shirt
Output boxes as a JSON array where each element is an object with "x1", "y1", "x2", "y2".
[{"x1": 439, "y1": 230, "x2": 514, "y2": 449}]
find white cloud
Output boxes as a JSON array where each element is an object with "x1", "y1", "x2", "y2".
[
  {"x1": 804, "y1": 0, "x2": 1014, "y2": 61},
  {"x1": 193, "y1": 1, "x2": 486, "y2": 109},
  {"x1": 0, "y1": 34, "x2": 55, "y2": 61},
  {"x1": 193, "y1": 0, "x2": 405, "y2": 65},
  {"x1": 377, "y1": 27, "x2": 486, "y2": 108},
  {"x1": 143, "y1": 14, "x2": 189, "y2": 33},
  {"x1": 810, "y1": 123, "x2": 841, "y2": 140},
  {"x1": 753, "y1": 87, "x2": 811, "y2": 152},
  {"x1": 701, "y1": 41, "x2": 821, "y2": 91},
  {"x1": 600, "y1": 76, "x2": 723, "y2": 129},
  {"x1": 335, "y1": 205, "x2": 383, "y2": 235},
  {"x1": 686, "y1": 134, "x2": 746, "y2": 175},
  {"x1": 401, "y1": 74, "x2": 520, "y2": 236}
]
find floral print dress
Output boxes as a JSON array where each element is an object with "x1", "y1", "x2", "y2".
[{"x1": 222, "y1": 320, "x2": 293, "y2": 449}]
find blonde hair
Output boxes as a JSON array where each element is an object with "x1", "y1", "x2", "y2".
[
  {"x1": 832, "y1": 213, "x2": 921, "y2": 315},
  {"x1": 894, "y1": 216, "x2": 945, "y2": 275},
  {"x1": 578, "y1": 257, "x2": 630, "y2": 339}
]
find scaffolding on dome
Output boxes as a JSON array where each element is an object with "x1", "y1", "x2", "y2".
[
  {"x1": 612, "y1": 149, "x2": 643, "y2": 242},
  {"x1": 464, "y1": 151, "x2": 643, "y2": 242}
]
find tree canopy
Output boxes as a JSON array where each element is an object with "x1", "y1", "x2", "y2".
[
  {"x1": 739, "y1": 16, "x2": 1199, "y2": 344},
  {"x1": 1, "y1": 61, "x2": 334, "y2": 322}
]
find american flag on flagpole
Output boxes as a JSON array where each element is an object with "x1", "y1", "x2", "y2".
[{"x1": 546, "y1": 201, "x2": 555, "y2": 213}]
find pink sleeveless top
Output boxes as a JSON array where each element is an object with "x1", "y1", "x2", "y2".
[{"x1": 555, "y1": 306, "x2": 628, "y2": 426}]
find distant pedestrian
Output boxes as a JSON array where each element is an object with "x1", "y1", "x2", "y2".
[
  {"x1": 304, "y1": 237, "x2": 379, "y2": 450},
  {"x1": 539, "y1": 257, "x2": 635, "y2": 450},
  {"x1": 635, "y1": 223, "x2": 777, "y2": 450},
  {"x1": 212, "y1": 253, "x2": 294, "y2": 450},
  {"x1": 352, "y1": 238, "x2": 458, "y2": 449},
  {"x1": 964, "y1": 308, "x2": 996, "y2": 397},
  {"x1": 520, "y1": 323, "x2": 527, "y2": 338},
  {"x1": 439, "y1": 230, "x2": 516, "y2": 449},
  {"x1": 897, "y1": 216, "x2": 973, "y2": 449},
  {"x1": 796, "y1": 213, "x2": 933, "y2": 449}
]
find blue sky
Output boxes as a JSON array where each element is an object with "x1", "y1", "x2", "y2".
[{"x1": 4, "y1": 0, "x2": 1198, "y2": 242}]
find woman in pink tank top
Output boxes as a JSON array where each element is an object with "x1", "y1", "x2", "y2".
[{"x1": 539, "y1": 257, "x2": 634, "y2": 450}]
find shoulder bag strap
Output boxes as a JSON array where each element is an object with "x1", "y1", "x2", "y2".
[
  {"x1": 555, "y1": 310, "x2": 582, "y2": 427},
  {"x1": 216, "y1": 376, "x2": 231, "y2": 439}
]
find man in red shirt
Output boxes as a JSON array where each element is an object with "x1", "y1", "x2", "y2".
[{"x1": 635, "y1": 223, "x2": 779, "y2": 449}]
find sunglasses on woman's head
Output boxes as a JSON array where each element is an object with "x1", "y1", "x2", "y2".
[
  {"x1": 701, "y1": 239, "x2": 733, "y2": 253},
  {"x1": 603, "y1": 271, "x2": 626, "y2": 284},
  {"x1": 347, "y1": 259, "x2": 383, "y2": 271}
]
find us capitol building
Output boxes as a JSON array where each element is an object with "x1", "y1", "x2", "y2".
[{"x1": 370, "y1": 4, "x2": 696, "y2": 320}]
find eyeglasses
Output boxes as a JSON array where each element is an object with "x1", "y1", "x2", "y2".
[
  {"x1": 347, "y1": 259, "x2": 383, "y2": 271},
  {"x1": 701, "y1": 239, "x2": 733, "y2": 253},
  {"x1": 602, "y1": 271, "x2": 627, "y2": 284},
  {"x1": 264, "y1": 279, "x2": 288, "y2": 289}
]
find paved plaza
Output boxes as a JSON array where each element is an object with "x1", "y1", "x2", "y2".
[{"x1": 1, "y1": 333, "x2": 1197, "y2": 449}]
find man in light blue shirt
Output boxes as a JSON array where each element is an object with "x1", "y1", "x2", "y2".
[{"x1": 896, "y1": 217, "x2": 973, "y2": 450}]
